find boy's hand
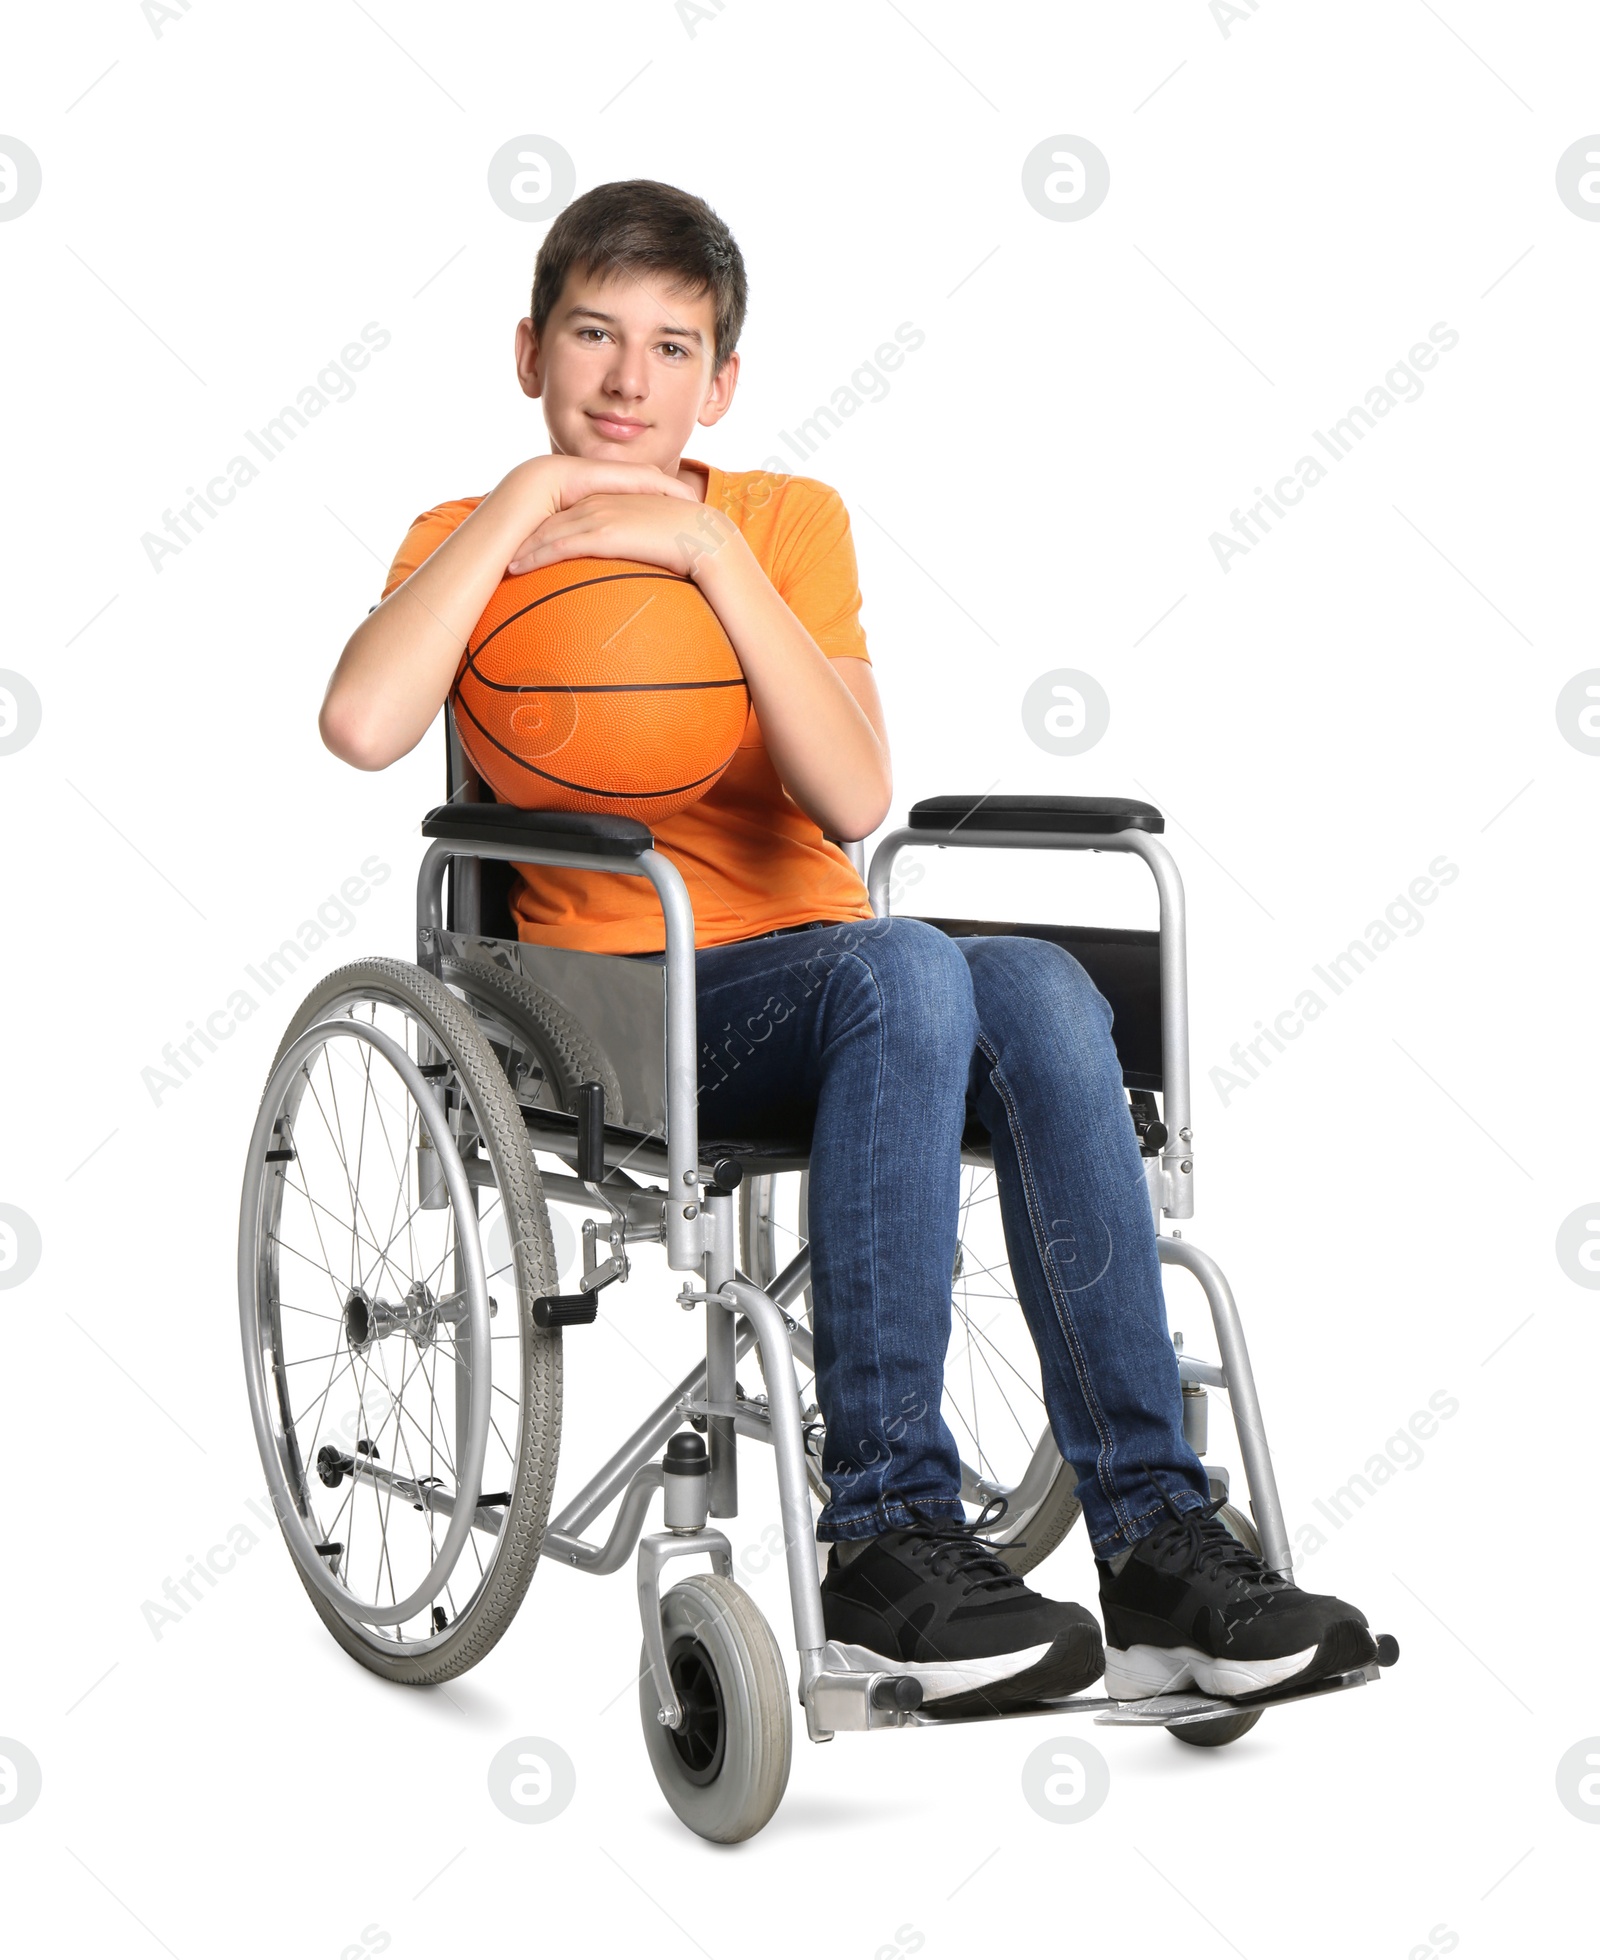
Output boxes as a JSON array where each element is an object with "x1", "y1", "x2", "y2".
[
  {"x1": 498, "y1": 455, "x2": 700, "y2": 576},
  {"x1": 522, "y1": 453, "x2": 698, "y2": 516},
  {"x1": 506, "y1": 491, "x2": 734, "y2": 581}
]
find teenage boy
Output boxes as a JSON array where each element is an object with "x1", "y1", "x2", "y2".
[{"x1": 319, "y1": 178, "x2": 1376, "y2": 1714}]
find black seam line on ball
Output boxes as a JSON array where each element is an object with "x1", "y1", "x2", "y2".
[
  {"x1": 463, "y1": 671, "x2": 749, "y2": 697},
  {"x1": 472, "y1": 571, "x2": 689, "y2": 659},
  {"x1": 453, "y1": 690, "x2": 730, "y2": 800}
]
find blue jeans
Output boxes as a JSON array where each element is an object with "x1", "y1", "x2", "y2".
[{"x1": 634, "y1": 915, "x2": 1212, "y2": 1555}]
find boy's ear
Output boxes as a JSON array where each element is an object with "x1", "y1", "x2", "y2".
[
  {"x1": 514, "y1": 316, "x2": 543, "y2": 400},
  {"x1": 697, "y1": 349, "x2": 740, "y2": 429}
]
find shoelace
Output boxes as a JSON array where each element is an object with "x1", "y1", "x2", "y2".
[
  {"x1": 893, "y1": 1497, "x2": 1029, "y2": 1597},
  {"x1": 1144, "y1": 1490, "x2": 1284, "y2": 1589}
]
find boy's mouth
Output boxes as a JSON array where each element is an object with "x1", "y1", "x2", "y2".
[{"x1": 587, "y1": 411, "x2": 649, "y2": 441}]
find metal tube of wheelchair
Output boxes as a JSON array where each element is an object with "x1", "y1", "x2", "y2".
[
  {"x1": 410, "y1": 843, "x2": 456, "y2": 1206},
  {"x1": 640, "y1": 850, "x2": 708, "y2": 1275},
  {"x1": 416, "y1": 1042, "x2": 450, "y2": 1211},
  {"x1": 1158, "y1": 1236, "x2": 1292, "y2": 1577},
  {"x1": 451, "y1": 849, "x2": 481, "y2": 938},
  {"x1": 702, "y1": 1191, "x2": 739, "y2": 1518},
  {"x1": 716, "y1": 1275, "x2": 829, "y2": 1664},
  {"x1": 1127, "y1": 833, "x2": 1194, "y2": 1221},
  {"x1": 1181, "y1": 1380, "x2": 1208, "y2": 1455},
  {"x1": 415, "y1": 838, "x2": 451, "y2": 974}
]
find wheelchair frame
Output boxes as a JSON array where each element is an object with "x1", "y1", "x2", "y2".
[{"x1": 409, "y1": 780, "x2": 1383, "y2": 1748}]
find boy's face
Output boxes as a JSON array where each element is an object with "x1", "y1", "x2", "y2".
[{"x1": 515, "y1": 267, "x2": 737, "y2": 474}]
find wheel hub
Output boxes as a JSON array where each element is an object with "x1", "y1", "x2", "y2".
[
  {"x1": 344, "y1": 1281, "x2": 475, "y2": 1356},
  {"x1": 666, "y1": 1640, "x2": 726, "y2": 1785}
]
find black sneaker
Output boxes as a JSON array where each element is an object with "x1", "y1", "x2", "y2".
[
  {"x1": 1097, "y1": 1492, "x2": 1377, "y2": 1702},
  {"x1": 819, "y1": 1499, "x2": 1105, "y2": 1717}
]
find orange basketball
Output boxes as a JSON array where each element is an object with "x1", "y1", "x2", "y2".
[{"x1": 451, "y1": 557, "x2": 749, "y2": 825}]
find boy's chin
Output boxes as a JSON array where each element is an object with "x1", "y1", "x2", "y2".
[
  {"x1": 596, "y1": 441, "x2": 679, "y2": 469},
  {"x1": 561, "y1": 425, "x2": 683, "y2": 471}
]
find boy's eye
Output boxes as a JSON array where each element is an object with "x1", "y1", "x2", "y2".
[{"x1": 576, "y1": 327, "x2": 689, "y2": 359}]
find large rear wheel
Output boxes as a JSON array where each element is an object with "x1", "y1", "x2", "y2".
[{"x1": 239, "y1": 957, "x2": 562, "y2": 1684}]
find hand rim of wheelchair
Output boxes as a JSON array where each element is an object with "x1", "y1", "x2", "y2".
[{"x1": 238, "y1": 1011, "x2": 493, "y2": 1628}]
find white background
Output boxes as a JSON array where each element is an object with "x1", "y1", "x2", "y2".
[{"x1": 2, "y1": 1, "x2": 1596, "y2": 1953}]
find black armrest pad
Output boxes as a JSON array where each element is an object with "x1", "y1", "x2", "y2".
[
  {"x1": 908, "y1": 794, "x2": 1163, "y2": 836},
  {"x1": 423, "y1": 802, "x2": 655, "y2": 860}
]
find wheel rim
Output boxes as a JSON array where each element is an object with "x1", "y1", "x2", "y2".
[
  {"x1": 748, "y1": 1165, "x2": 1071, "y2": 1548},
  {"x1": 239, "y1": 990, "x2": 528, "y2": 1647}
]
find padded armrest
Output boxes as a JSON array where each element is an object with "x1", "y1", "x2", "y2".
[
  {"x1": 422, "y1": 802, "x2": 655, "y2": 860},
  {"x1": 908, "y1": 794, "x2": 1163, "y2": 837}
]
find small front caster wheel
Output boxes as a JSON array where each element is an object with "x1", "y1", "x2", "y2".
[{"x1": 638, "y1": 1574, "x2": 791, "y2": 1843}]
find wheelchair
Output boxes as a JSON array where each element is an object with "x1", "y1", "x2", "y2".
[{"x1": 237, "y1": 711, "x2": 1397, "y2": 1843}]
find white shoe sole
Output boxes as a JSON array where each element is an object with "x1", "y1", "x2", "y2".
[
  {"x1": 1105, "y1": 1640, "x2": 1318, "y2": 1701},
  {"x1": 829, "y1": 1638, "x2": 1052, "y2": 1704}
]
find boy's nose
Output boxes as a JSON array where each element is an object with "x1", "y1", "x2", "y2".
[{"x1": 601, "y1": 360, "x2": 649, "y2": 401}]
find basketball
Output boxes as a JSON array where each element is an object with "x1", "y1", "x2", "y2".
[{"x1": 451, "y1": 557, "x2": 750, "y2": 825}]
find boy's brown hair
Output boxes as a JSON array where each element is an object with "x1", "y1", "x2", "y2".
[{"x1": 530, "y1": 179, "x2": 748, "y2": 375}]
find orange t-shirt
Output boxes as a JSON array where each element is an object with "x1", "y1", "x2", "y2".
[{"x1": 380, "y1": 459, "x2": 876, "y2": 954}]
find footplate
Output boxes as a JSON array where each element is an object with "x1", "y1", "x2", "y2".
[{"x1": 908, "y1": 1642, "x2": 1396, "y2": 1729}]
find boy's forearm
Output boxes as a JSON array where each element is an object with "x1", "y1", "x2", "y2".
[
  {"x1": 693, "y1": 521, "x2": 891, "y2": 842},
  {"x1": 320, "y1": 463, "x2": 555, "y2": 770}
]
